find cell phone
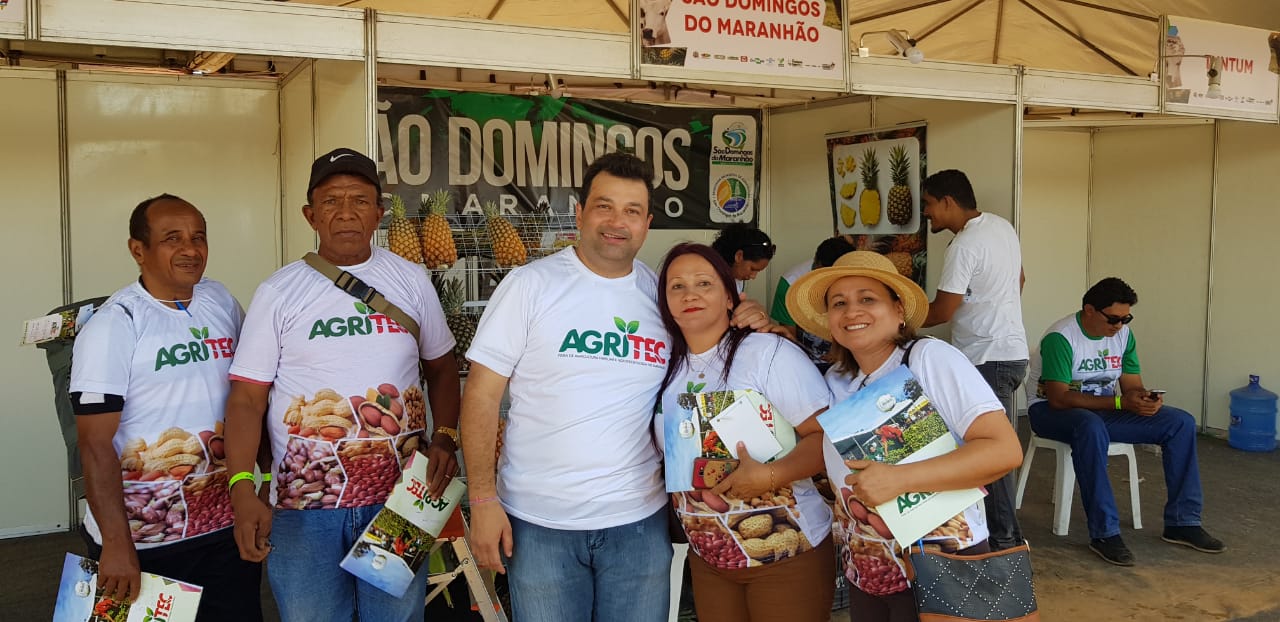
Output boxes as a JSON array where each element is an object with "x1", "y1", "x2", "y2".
[{"x1": 1148, "y1": 389, "x2": 1167, "y2": 398}]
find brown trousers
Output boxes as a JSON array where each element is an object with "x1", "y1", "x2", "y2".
[{"x1": 688, "y1": 536, "x2": 836, "y2": 622}]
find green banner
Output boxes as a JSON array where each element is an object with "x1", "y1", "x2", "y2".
[{"x1": 376, "y1": 87, "x2": 762, "y2": 229}]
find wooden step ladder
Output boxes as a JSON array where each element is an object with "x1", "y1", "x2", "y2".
[{"x1": 426, "y1": 507, "x2": 509, "y2": 622}]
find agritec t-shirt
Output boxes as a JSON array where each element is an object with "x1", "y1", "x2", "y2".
[
  {"x1": 229, "y1": 247, "x2": 455, "y2": 511},
  {"x1": 71, "y1": 279, "x2": 243, "y2": 549},
  {"x1": 824, "y1": 338, "x2": 999, "y2": 595},
  {"x1": 1026, "y1": 312, "x2": 1139, "y2": 407},
  {"x1": 466, "y1": 247, "x2": 669, "y2": 530},
  {"x1": 655, "y1": 333, "x2": 833, "y2": 570},
  {"x1": 937, "y1": 213, "x2": 1028, "y2": 365}
]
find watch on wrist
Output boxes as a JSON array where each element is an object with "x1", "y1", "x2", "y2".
[{"x1": 434, "y1": 426, "x2": 459, "y2": 444}]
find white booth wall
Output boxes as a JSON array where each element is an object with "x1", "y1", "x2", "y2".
[
  {"x1": 1205, "y1": 121, "x2": 1280, "y2": 431},
  {"x1": 0, "y1": 60, "x2": 367, "y2": 536},
  {"x1": 0, "y1": 68, "x2": 71, "y2": 538}
]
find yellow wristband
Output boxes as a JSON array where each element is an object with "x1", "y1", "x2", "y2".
[
  {"x1": 228, "y1": 471, "x2": 256, "y2": 490},
  {"x1": 1115, "y1": 395, "x2": 1122, "y2": 410},
  {"x1": 261, "y1": 472, "x2": 272, "y2": 482}
]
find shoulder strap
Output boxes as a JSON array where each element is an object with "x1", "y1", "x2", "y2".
[
  {"x1": 901, "y1": 337, "x2": 923, "y2": 367},
  {"x1": 302, "y1": 252, "x2": 421, "y2": 342}
]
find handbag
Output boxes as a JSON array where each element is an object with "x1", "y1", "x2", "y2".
[{"x1": 904, "y1": 541, "x2": 1040, "y2": 621}]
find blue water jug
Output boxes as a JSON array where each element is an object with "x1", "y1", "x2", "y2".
[{"x1": 1228, "y1": 375, "x2": 1277, "y2": 452}]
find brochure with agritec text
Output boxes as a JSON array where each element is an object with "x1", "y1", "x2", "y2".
[
  {"x1": 339, "y1": 451, "x2": 466, "y2": 597},
  {"x1": 817, "y1": 365, "x2": 985, "y2": 547},
  {"x1": 663, "y1": 388, "x2": 796, "y2": 492},
  {"x1": 53, "y1": 552, "x2": 202, "y2": 622}
]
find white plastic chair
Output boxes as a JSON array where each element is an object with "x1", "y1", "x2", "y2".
[{"x1": 1014, "y1": 434, "x2": 1142, "y2": 536}]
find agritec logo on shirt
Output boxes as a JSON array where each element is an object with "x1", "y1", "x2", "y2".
[
  {"x1": 558, "y1": 316, "x2": 667, "y2": 367},
  {"x1": 153, "y1": 326, "x2": 236, "y2": 371},
  {"x1": 1077, "y1": 347, "x2": 1122, "y2": 373},
  {"x1": 308, "y1": 301, "x2": 411, "y2": 340}
]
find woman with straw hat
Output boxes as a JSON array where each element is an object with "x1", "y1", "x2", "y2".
[
  {"x1": 786, "y1": 251, "x2": 1022, "y2": 622},
  {"x1": 654, "y1": 243, "x2": 835, "y2": 622}
]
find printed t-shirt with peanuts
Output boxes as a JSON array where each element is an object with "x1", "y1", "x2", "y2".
[
  {"x1": 70, "y1": 278, "x2": 243, "y2": 549},
  {"x1": 229, "y1": 247, "x2": 455, "y2": 511},
  {"x1": 655, "y1": 333, "x2": 833, "y2": 570},
  {"x1": 824, "y1": 338, "x2": 1000, "y2": 596}
]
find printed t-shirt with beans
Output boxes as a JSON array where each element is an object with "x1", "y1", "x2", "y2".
[
  {"x1": 655, "y1": 333, "x2": 833, "y2": 570},
  {"x1": 823, "y1": 339, "x2": 998, "y2": 596},
  {"x1": 229, "y1": 247, "x2": 455, "y2": 511},
  {"x1": 70, "y1": 278, "x2": 243, "y2": 549}
]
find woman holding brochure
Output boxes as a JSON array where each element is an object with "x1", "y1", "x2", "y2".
[
  {"x1": 785, "y1": 251, "x2": 1022, "y2": 622},
  {"x1": 653, "y1": 243, "x2": 835, "y2": 622}
]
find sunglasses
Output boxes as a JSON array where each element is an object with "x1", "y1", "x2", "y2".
[{"x1": 1101, "y1": 311, "x2": 1133, "y2": 325}]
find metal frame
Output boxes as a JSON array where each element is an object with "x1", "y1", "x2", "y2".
[
  {"x1": 1200, "y1": 119, "x2": 1220, "y2": 432},
  {"x1": 850, "y1": 56, "x2": 1018, "y2": 103},
  {"x1": 424, "y1": 512, "x2": 508, "y2": 622}
]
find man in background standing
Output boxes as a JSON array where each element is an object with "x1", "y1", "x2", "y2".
[{"x1": 921, "y1": 169, "x2": 1027, "y2": 550}]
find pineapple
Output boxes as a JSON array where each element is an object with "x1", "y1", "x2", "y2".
[
  {"x1": 387, "y1": 195, "x2": 422, "y2": 264},
  {"x1": 437, "y1": 277, "x2": 475, "y2": 374},
  {"x1": 485, "y1": 201, "x2": 527, "y2": 267},
  {"x1": 885, "y1": 251, "x2": 913, "y2": 278},
  {"x1": 520, "y1": 197, "x2": 551, "y2": 254},
  {"x1": 420, "y1": 190, "x2": 457, "y2": 269},
  {"x1": 859, "y1": 148, "x2": 881, "y2": 227},
  {"x1": 839, "y1": 205, "x2": 857, "y2": 228},
  {"x1": 887, "y1": 145, "x2": 913, "y2": 226}
]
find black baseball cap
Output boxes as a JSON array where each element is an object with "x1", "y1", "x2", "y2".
[{"x1": 308, "y1": 148, "x2": 381, "y2": 197}]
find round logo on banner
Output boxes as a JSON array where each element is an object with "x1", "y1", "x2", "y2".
[{"x1": 713, "y1": 175, "x2": 750, "y2": 215}]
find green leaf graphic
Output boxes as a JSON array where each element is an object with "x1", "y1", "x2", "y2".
[
  {"x1": 1100, "y1": 349, "x2": 1109, "y2": 357},
  {"x1": 692, "y1": 382, "x2": 706, "y2": 392},
  {"x1": 201, "y1": 327, "x2": 209, "y2": 339},
  {"x1": 626, "y1": 320, "x2": 639, "y2": 334},
  {"x1": 614, "y1": 317, "x2": 627, "y2": 332},
  {"x1": 355, "y1": 301, "x2": 369, "y2": 314},
  {"x1": 189, "y1": 327, "x2": 202, "y2": 339}
]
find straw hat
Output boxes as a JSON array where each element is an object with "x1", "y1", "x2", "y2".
[{"x1": 785, "y1": 251, "x2": 929, "y2": 341}]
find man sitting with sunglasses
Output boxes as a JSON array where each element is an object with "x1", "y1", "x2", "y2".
[{"x1": 1026, "y1": 277, "x2": 1224, "y2": 566}]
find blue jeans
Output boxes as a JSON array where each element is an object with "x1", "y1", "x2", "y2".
[
  {"x1": 1028, "y1": 403, "x2": 1203, "y2": 540},
  {"x1": 506, "y1": 507, "x2": 672, "y2": 622},
  {"x1": 267, "y1": 505, "x2": 428, "y2": 622},
  {"x1": 975, "y1": 359, "x2": 1028, "y2": 550}
]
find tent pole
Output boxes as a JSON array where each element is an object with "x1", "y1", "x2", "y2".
[
  {"x1": 1200, "y1": 120, "x2": 1220, "y2": 434},
  {"x1": 1018, "y1": 0, "x2": 1138, "y2": 76},
  {"x1": 364, "y1": 8, "x2": 378, "y2": 159},
  {"x1": 992, "y1": 0, "x2": 1005, "y2": 64},
  {"x1": 916, "y1": 0, "x2": 985, "y2": 43},
  {"x1": 852, "y1": 0, "x2": 958, "y2": 25},
  {"x1": 57, "y1": 69, "x2": 71, "y2": 305},
  {"x1": 1049, "y1": 0, "x2": 1157, "y2": 22},
  {"x1": 603, "y1": 0, "x2": 629, "y2": 28}
]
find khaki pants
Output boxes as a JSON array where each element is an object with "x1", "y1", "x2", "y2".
[{"x1": 688, "y1": 536, "x2": 836, "y2": 622}]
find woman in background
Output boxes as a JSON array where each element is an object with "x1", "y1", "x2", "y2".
[{"x1": 711, "y1": 224, "x2": 776, "y2": 294}]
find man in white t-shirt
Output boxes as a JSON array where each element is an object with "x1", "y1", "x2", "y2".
[
  {"x1": 71, "y1": 194, "x2": 261, "y2": 621},
  {"x1": 461, "y1": 153, "x2": 771, "y2": 622},
  {"x1": 921, "y1": 169, "x2": 1028, "y2": 551},
  {"x1": 223, "y1": 149, "x2": 461, "y2": 622}
]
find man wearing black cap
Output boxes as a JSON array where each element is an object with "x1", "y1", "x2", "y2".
[{"x1": 223, "y1": 148, "x2": 461, "y2": 621}]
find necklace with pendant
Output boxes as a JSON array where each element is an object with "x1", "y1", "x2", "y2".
[{"x1": 687, "y1": 346, "x2": 722, "y2": 380}]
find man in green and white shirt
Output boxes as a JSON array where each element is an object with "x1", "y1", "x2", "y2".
[{"x1": 1026, "y1": 277, "x2": 1223, "y2": 566}]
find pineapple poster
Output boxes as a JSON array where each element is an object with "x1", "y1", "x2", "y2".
[
  {"x1": 826, "y1": 123, "x2": 928, "y2": 287},
  {"x1": 376, "y1": 86, "x2": 763, "y2": 231}
]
